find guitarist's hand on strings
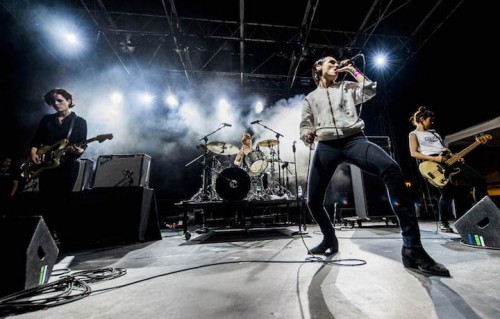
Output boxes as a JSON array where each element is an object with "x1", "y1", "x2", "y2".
[
  {"x1": 30, "y1": 148, "x2": 41, "y2": 165},
  {"x1": 67, "y1": 145, "x2": 84, "y2": 155},
  {"x1": 434, "y1": 155, "x2": 447, "y2": 163}
]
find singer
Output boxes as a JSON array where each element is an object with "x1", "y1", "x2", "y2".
[{"x1": 299, "y1": 55, "x2": 449, "y2": 276}]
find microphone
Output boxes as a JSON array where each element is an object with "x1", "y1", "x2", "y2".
[
  {"x1": 340, "y1": 53, "x2": 364, "y2": 67},
  {"x1": 222, "y1": 123, "x2": 232, "y2": 127},
  {"x1": 251, "y1": 120, "x2": 261, "y2": 124},
  {"x1": 292, "y1": 141, "x2": 296, "y2": 153}
]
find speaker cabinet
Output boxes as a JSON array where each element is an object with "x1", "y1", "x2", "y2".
[
  {"x1": 0, "y1": 216, "x2": 59, "y2": 297},
  {"x1": 327, "y1": 163, "x2": 394, "y2": 220},
  {"x1": 72, "y1": 158, "x2": 94, "y2": 192},
  {"x1": 59, "y1": 187, "x2": 162, "y2": 251},
  {"x1": 92, "y1": 154, "x2": 151, "y2": 188},
  {"x1": 454, "y1": 196, "x2": 500, "y2": 248}
]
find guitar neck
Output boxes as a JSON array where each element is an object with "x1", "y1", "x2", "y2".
[
  {"x1": 444, "y1": 140, "x2": 481, "y2": 166},
  {"x1": 72, "y1": 137, "x2": 97, "y2": 149}
]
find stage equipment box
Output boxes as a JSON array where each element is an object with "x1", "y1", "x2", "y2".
[
  {"x1": 72, "y1": 158, "x2": 94, "y2": 192},
  {"x1": 93, "y1": 153, "x2": 151, "y2": 188}
]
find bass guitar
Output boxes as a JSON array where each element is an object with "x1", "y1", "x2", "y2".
[
  {"x1": 22, "y1": 133, "x2": 113, "y2": 180},
  {"x1": 418, "y1": 133, "x2": 492, "y2": 188}
]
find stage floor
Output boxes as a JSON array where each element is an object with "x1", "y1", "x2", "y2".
[{"x1": 2, "y1": 221, "x2": 499, "y2": 319}]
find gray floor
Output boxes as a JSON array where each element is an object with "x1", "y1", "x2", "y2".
[{"x1": 3, "y1": 220, "x2": 500, "y2": 319}]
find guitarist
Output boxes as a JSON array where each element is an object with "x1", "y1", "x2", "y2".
[
  {"x1": 28, "y1": 88, "x2": 87, "y2": 241},
  {"x1": 409, "y1": 106, "x2": 487, "y2": 233}
]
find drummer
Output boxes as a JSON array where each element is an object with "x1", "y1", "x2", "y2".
[{"x1": 234, "y1": 133, "x2": 254, "y2": 168}]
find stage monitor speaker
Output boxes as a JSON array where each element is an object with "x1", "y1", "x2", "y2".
[
  {"x1": 0, "y1": 216, "x2": 59, "y2": 297},
  {"x1": 60, "y1": 187, "x2": 162, "y2": 251},
  {"x1": 454, "y1": 196, "x2": 500, "y2": 248},
  {"x1": 72, "y1": 158, "x2": 94, "y2": 192},
  {"x1": 92, "y1": 154, "x2": 151, "y2": 188}
]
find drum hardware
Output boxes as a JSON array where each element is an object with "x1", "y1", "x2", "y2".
[
  {"x1": 186, "y1": 124, "x2": 232, "y2": 202},
  {"x1": 252, "y1": 121, "x2": 284, "y2": 187}
]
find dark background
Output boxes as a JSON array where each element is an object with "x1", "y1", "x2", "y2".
[{"x1": 1, "y1": 0, "x2": 497, "y2": 209}]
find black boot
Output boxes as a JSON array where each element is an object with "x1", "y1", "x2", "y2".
[
  {"x1": 308, "y1": 236, "x2": 339, "y2": 255},
  {"x1": 401, "y1": 246, "x2": 450, "y2": 277}
]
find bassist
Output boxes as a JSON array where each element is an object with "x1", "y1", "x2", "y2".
[
  {"x1": 28, "y1": 88, "x2": 87, "y2": 242},
  {"x1": 409, "y1": 106, "x2": 487, "y2": 233}
]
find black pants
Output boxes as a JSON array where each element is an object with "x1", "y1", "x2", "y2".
[{"x1": 436, "y1": 163, "x2": 488, "y2": 223}]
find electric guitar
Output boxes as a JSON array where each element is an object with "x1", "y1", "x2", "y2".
[
  {"x1": 418, "y1": 134, "x2": 492, "y2": 188},
  {"x1": 22, "y1": 133, "x2": 113, "y2": 180}
]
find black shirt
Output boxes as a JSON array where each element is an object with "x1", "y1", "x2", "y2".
[{"x1": 30, "y1": 112, "x2": 87, "y2": 162}]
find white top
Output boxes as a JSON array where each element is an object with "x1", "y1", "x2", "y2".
[{"x1": 409, "y1": 129, "x2": 446, "y2": 155}]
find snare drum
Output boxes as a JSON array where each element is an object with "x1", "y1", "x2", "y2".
[{"x1": 244, "y1": 150, "x2": 268, "y2": 176}]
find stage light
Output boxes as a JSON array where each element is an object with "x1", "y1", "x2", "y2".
[
  {"x1": 64, "y1": 32, "x2": 78, "y2": 45},
  {"x1": 165, "y1": 94, "x2": 178, "y2": 109},
  {"x1": 374, "y1": 54, "x2": 387, "y2": 68},
  {"x1": 140, "y1": 93, "x2": 154, "y2": 105},
  {"x1": 254, "y1": 101, "x2": 264, "y2": 114},
  {"x1": 110, "y1": 92, "x2": 123, "y2": 104}
]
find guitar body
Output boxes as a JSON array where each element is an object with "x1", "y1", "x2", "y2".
[
  {"x1": 418, "y1": 134, "x2": 492, "y2": 189},
  {"x1": 418, "y1": 161, "x2": 460, "y2": 188},
  {"x1": 22, "y1": 139, "x2": 69, "y2": 180},
  {"x1": 22, "y1": 133, "x2": 113, "y2": 181}
]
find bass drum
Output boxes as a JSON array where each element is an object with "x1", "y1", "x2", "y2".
[{"x1": 215, "y1": 167, "x2": 251, "y2": 201}]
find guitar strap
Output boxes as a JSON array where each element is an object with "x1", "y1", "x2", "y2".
[
  {"x1": 429, "y1": 130, "x2": 445, "y2": 147},
  {"x1": 66, "y1": 115, "x2": 77, "y2": 140}
]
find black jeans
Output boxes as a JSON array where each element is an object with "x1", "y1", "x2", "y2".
[
  {"x1": 437, "y1": 163, "x2": 488, "y2": 223},
  {"x1": 306, "y1": 134, "x2": 422, "y2": 248}
]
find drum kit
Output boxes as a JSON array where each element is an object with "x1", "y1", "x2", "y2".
[{"x1": 188, "y1": 137, "x2": 294, "y2": 202}]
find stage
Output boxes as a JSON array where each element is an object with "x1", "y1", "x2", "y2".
[{"x1": 1, "y1": 220, "x2": 499, "y2": 319}]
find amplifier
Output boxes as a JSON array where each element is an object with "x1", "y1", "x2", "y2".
[
  {"x1": 367, "y1": 136, "x2": 393, "y2": 158},
  {"x1": 72, "y1": 158, "x2": 94, "y2": 192},
  {"x1": 92, "y1": 154, "x2": 151, "y2": 188}
]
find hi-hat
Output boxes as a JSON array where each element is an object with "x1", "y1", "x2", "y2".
[
  {"x1": 258, "y1": 139, "x2": 279, "y2": 147},
  {"x1": 206, "y1": 141, "x2": 240, "y2": 155}
]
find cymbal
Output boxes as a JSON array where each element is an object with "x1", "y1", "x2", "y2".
[
  {"x1": 206, "y1": 141, "x2": 240, "y2": 155},
  {"x1": 258, "y1": 139, "x2": 279, "y2": 147}
]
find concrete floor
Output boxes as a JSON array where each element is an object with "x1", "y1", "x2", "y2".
[{"x1": 2, "y1": 220, "x2": 499, "y2": 319}]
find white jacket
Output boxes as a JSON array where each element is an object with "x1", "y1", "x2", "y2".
[{"x1": 300, "y1": 79, "x2": 377, "y2": 148}]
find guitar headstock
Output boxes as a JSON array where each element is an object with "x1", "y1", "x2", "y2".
[
  {"x1": 96, "y1": 133, "x2": 113, "y2": 143},
  {"x1": 476, "y1": 134, "x2": 492, "y2": 144}
]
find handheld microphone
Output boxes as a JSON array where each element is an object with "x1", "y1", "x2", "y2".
[
  {"x1": 340, "y1": 53, "x2": 364, "y2": 67},
  {"x1": 251, "y1": 120, "x2": 261, "y2": 124},
  {"x1": 222, "y1": 123, "x2": 232, "y2": 127}
]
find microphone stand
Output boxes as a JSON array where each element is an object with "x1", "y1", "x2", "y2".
[
  {"x1": 187, "y1": 124, "x2": 228, "y2": 201},
  {"x1": 255, "y1": 122, "x2": 284, "y2": 191},
  {"x1": 292, "y1": 141, "x2": 307, "y2": 235}
]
